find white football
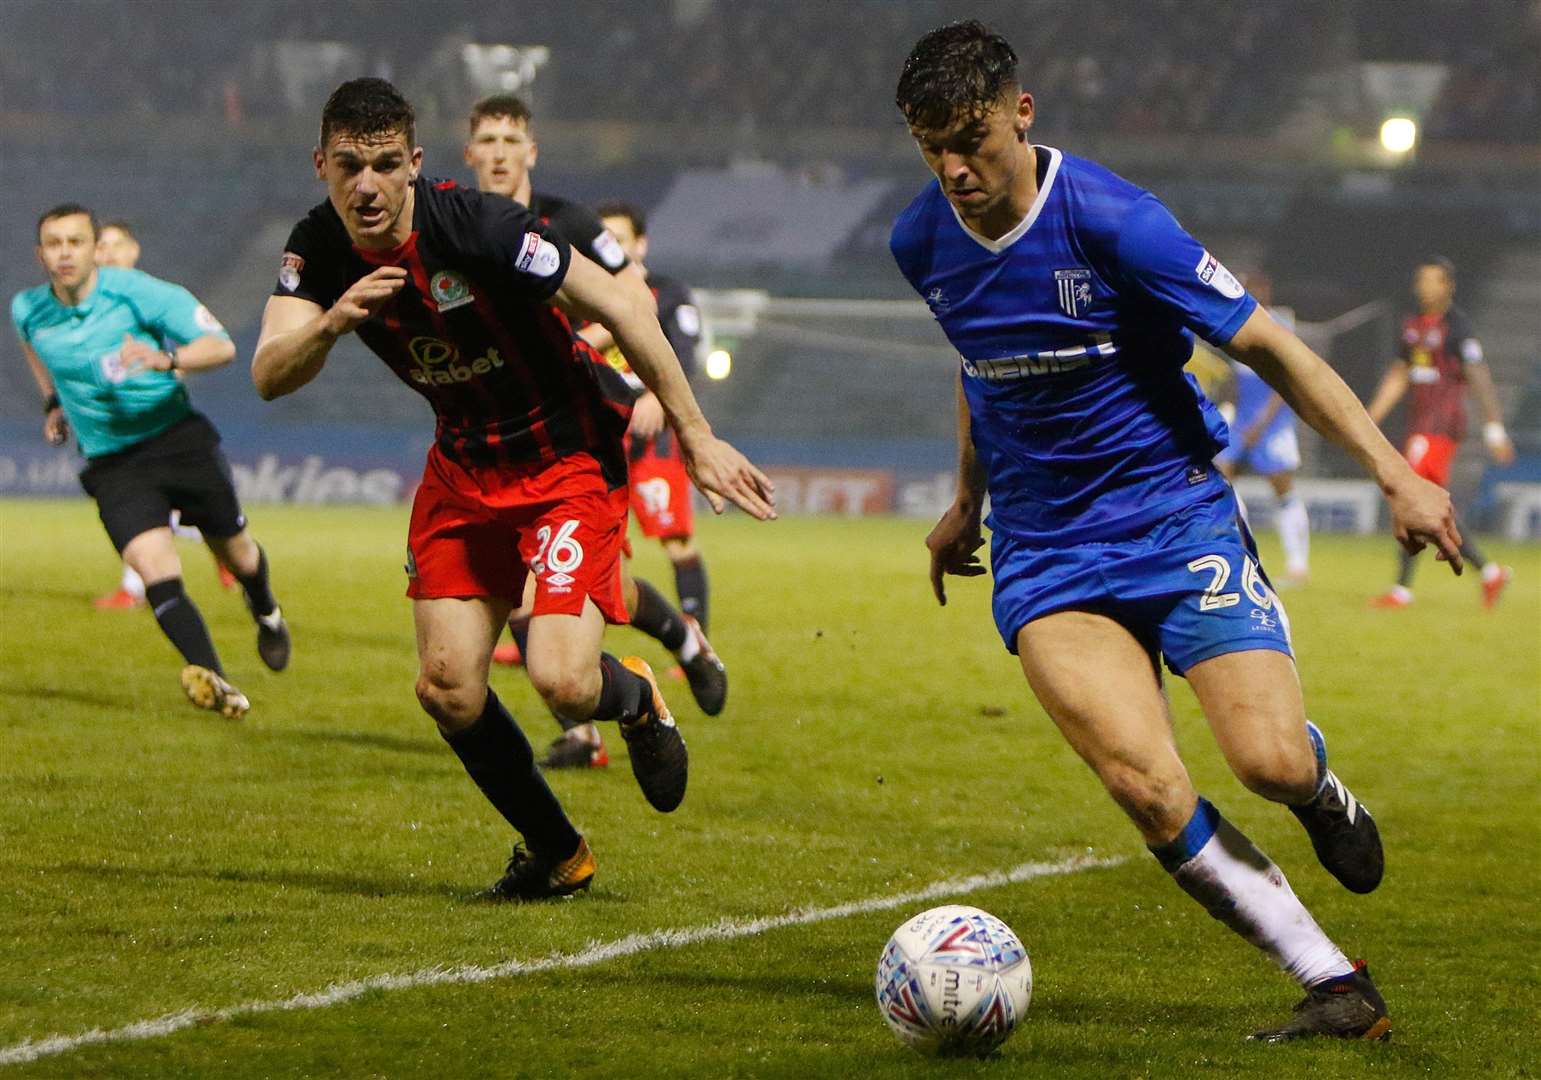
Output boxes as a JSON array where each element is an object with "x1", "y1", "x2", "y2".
[{"x1": 875, "y1": 904, "x2": 1032, "y2": 1057}]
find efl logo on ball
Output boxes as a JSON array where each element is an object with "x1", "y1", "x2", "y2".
[{"x1": 875, "y1": 905, "x2": 1032, "y2": 1057}]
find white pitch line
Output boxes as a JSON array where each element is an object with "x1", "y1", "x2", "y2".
[{"x1": 0, "y1": 851, "x2": 1124, "y2": 1067}]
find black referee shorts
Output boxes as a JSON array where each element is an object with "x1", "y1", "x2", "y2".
[{"x1": 79, "y1": 412, "x2": 248, "y2": 553}]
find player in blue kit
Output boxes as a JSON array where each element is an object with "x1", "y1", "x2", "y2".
[
  {"x1": 13, "y1": 204, "x2": 290, "y2": 719},
  {"x1": 892, "y1": 23, "x2": 1463, "y2": 1042},
  {"x1": 1215, "y1": 273, "x2": 1310, "y2": 584}
]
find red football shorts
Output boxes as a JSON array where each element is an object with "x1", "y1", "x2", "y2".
[
  {"x1": 1404, "y1": 433, "x2": 1456, "y2": 488},
  {"x1": 406, "y1": 446, "x2": 629, "y2": 623},
  {"x1": 629, "y1": 448, "x2": 694, "y2": 540}
]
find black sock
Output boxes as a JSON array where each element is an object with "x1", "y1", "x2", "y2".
[
  {"x1": 1456, "y1": 517, "x2": 1488, "y2": 571},
  {"x1": 236, "y1": 544, "x2": 278, "y2": 619},
  {"x1": 631, "y1": 578, "x2": 687, "y2": 652},
  {"x1": 508, "y1": 615, "x2": 530, "y2": 656},
  {"x1": 673, "y1": 555, "x2": 709, "y2": 633},
  {"x1": 1396, "y1": 546, "x2": 1416, "y2": 588},
  {"x1": 442, "y1": 689, "x2": 581, "y2": 861},
  {"x1": 593, "y1": 652, "x2": 650, "y2": 723},
  {"x1": 145, "y1": 577, "x2": 223, "y2": 674}
]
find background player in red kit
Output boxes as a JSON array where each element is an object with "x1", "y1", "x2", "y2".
[
  {"x1": 251, "y1": 79, "x2": 774, "y2": 901},
  {"x1": 1366, "y1": 257, "x2": 1515, "y2": 608},
  {"x1": 461, "y1": 94, "x2": 727, "y2": 772},
  {"x1": 594, "y1": 200, "x2": 715, "y2": 637}
]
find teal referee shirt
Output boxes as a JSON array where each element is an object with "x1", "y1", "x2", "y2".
[{"x1": 12, "y1": 266, "x2": 229, "y2": 457}]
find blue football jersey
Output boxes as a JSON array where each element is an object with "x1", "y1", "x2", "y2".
[{"x1": 891, "y1": 147, "x2": 1257, "y2": 545}]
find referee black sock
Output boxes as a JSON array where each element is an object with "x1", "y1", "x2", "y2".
[
  {"x1": 144, "y1": 577, "x2": 223, "y2": 675},
  {"x1": 1456, "y1": 517, "x2": 1489, "y2": 572},
  {"x1": 630, "y1": 578, "x2": 688, "y2": 653},
  {"x1": 236, "y1": 544, "x2": 278, "y2": 620},
  {"x1": 443, "y1": 689, "x2": 581, "y2": 861},
  {"x1": 593, "y1": 653, "x2": 651, "y2": 723},
  {"x1": 1396, "y1": 546, "x2": 1417, "y2": 588},
  {"x1": 673, "y1": 554, "x2": 710, "y2": 633}
]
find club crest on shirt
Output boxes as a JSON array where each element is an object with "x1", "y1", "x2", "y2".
[
  {"x1": 1054, "y1": 268, "x2": 1093, "y2": 318},
  {"x1": 925, "y1": 287, "x2": 951, "y2": 314},
  {"x1": 278, "y1": 252, "x2": 304, "y2": 292},
  {"x1": 429, "y1": 270, "x2": 474, "y2": 312}
]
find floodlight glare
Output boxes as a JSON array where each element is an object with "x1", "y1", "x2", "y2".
[
  {"x1": 705, "y1": 349, "x2": 733, "y2": 380},
  {"x1": 1380, "y1": 116, "x2": 1418, "y2": 154}
]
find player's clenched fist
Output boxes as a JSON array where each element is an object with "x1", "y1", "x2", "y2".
[{"x1": 325, "y1": 266, "x2": 407, "y2": 336}]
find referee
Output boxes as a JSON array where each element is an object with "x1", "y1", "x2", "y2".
[{"x1": 12, "y1": 203, "x2": 289, "y2": 718}]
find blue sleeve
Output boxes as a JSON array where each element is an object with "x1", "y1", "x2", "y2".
[
  {"x1": 127, "y1": 270, "x2": 230, "y2": 346},
  {"x1": 1114, "y1": 195, "x2": 1256, "y2": 345},
  {"x1": 889, "y1": 218, "x2": 924, "y2": 295}
]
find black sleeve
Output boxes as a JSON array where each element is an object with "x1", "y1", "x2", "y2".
[
  {"x1": 1447, "y1": 309, "x2": 1485, "y2": 365},
  {"x1": 549, "y1": 202, "x2": 630, "y2": 275},
  {"x1": 271, "y1": 212, "x2": 346, "y2": 309},
  {"x1": 470, "y1": 193, "x2": 573, "y2": 300},
  {"x1": 656, "y1": 280, "x2": 703, "y2": 380}
]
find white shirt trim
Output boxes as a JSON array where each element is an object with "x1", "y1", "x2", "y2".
[{"x1": 946, "y1": 146, "x2": 1062, "y2": 255}]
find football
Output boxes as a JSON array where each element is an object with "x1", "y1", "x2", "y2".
[{"x1": 874, "y1": 904, "x2": 1033, "y2": 1057}]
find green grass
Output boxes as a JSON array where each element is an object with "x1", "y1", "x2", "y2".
[{"x1": 1, "y1": 499, "x2": 1537, "y2": 1078}]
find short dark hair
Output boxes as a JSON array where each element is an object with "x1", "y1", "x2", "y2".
[
  {"x1": 1418, "y1": 255, "x2": 1456, "y2": 280},
  {"x1": 596, "y1": 200, "x2": 645, "y2": 237},
  {"x1": 100, "y1": 219, "x2": 136, "y2": 239},
  {"x1": 320, "y1": 77, "x2": 415, "y2": 149},
  {"x1": 36, "y1": 203, "x2": 98, "y2": 242},
  {"x1": 896, "y1": 20, "x2": 1019, "y2": 131},
  {"x1": 468, "y1": 93, "x2": 532, "y2": 135}
]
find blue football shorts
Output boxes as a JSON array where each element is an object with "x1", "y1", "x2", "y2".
[
  {"x1": 1215, "y1": 420, "x2": 1300, "y2": 477},
  {"x1": 990, "y1": 488, "x2": 1293, "y2": 675}
]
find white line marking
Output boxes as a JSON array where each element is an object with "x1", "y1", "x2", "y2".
[{"x1": 0, "y1": 852, "x2": 1123, "y2": 1067}]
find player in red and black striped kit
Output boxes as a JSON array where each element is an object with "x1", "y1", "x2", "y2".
[
  {"x1": 461, "y1": 94, "x2": 727, "y2": 772},
  {"x1": 594, "y1": 201, "x2": 715, "y2": 637},
  {"x1": 252, "y1": 79, "x2": 774, "y2": 901},
  {"x1": 1366, "y1": 257, "x2": 1514, "y2": 608}
]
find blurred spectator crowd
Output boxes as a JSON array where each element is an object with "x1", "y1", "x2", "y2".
[{"x1": 1, "y1": 0, "x2": 1536, "y2": 144}]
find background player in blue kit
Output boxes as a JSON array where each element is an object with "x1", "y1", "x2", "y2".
[
  {"x1": 1215, "y1": 272, "x2": 1310, "y2": 584},
  {"x1": 13, "y1": 205, "x2": 290, "y2": 719},
  {"x1": 892, "y1": 22, "x2": 1463, "y2": 1043}
]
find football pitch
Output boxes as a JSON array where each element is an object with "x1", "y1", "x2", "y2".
[{"x1": 1, "y1": 498, "x2": 1537, "y2": 1078}]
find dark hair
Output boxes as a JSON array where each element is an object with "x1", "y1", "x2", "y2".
[
  {"x1": 595, "y1": 200, "x2": 645, "y2": 237},
  {"x1": 468, "y1": 93, "x2": 532, "y2": 135},
  {"x1": 896, "y1": 20, "x2": 1019, "y2": 130},
  {"x1": 320, "y1": 77, "x2": 415, "y2": 148},
  {"x1": 1418, "y1": 255, "x2": 1456, "y2": 280},
  {"x1": 36, "y1": 203, "x2": 98, "y2": 242},
  {"x1": 101, "y1": 219, "x2": 136, "y2": 239}
]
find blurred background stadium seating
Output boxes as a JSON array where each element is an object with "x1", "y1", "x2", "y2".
[{"x1": 2, "y1": 0, "x2": 1536, "y2": 527}]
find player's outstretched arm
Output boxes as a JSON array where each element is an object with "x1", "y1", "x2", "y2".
[
  {"x1": 252, "y1": 267, "x2": 406, "y2": 399},
  {"x1": 553, "y1": 252, "x2": 775, "y2": 520},
  {"x1": 1225, "y1": 306, "x2": 1463, "y2": 572},
  {"x1": 926, "y1": 373, "x2": 988, "y2": 605}
]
